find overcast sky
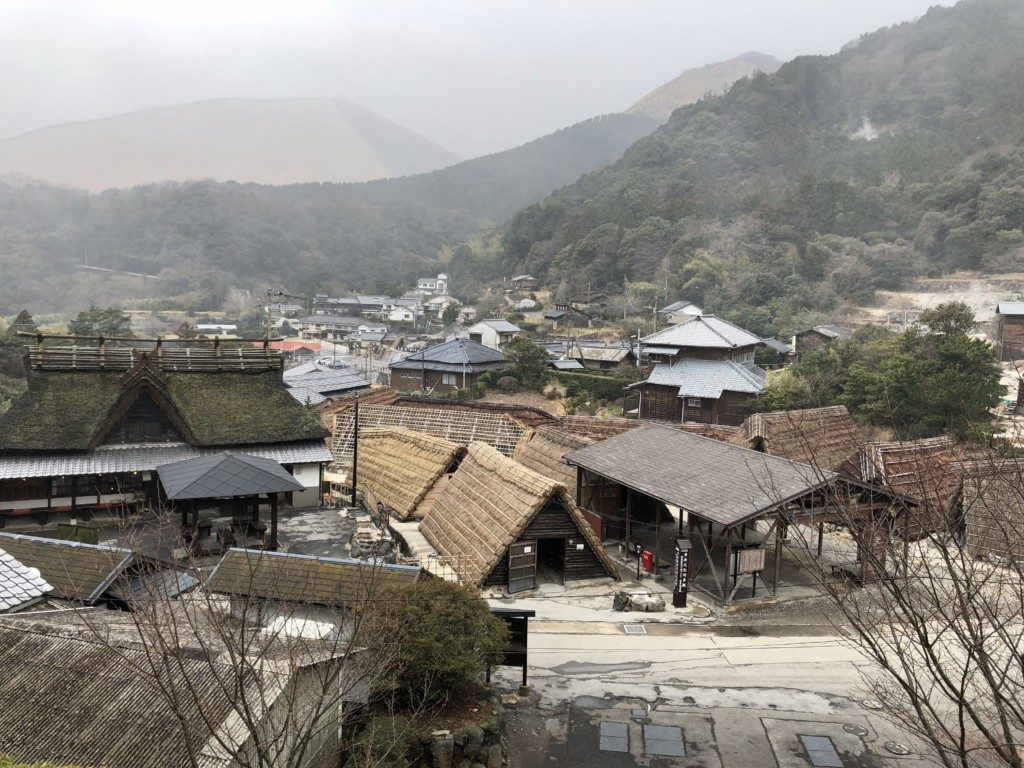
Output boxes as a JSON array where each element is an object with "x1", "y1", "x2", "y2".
[{"x1": 1, "y1": 0, "x2": 952, "y2": 157}]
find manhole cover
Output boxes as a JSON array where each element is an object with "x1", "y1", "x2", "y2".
[
  {"x1": 861, "y1": 698, "x2": 883, "y2": 710},
  {"x1": 843, "y1": 724, "x2": 869, "y2": 737},
  {"x1": 885, "y1": 741, "x2": 912, "y2": 755},
  {"x1": 623, "y1": 624, "x2": 647, "y2": 635}
]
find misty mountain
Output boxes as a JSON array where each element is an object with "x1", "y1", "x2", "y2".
[
  {"x1": 498, "y1": 0, "x2": 1024, "y2": 338},
  {"x1": 0, "y1": 98, "x2": 461, "y2": 191},
  {"x1": 626, "y1": 51, "x2": 782, "y2": 120}
]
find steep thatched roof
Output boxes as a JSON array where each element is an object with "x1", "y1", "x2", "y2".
[
  {"x1": 332, "y1": 404, "x2": 527, "y2": 465},
  {"x1": 0, "y1": 347, "x2": 327, "y2": 451},
  {"x1": 420, "y1": 442, "x2": 617, "y2": 586},
  {"x1": 357, "y1": 427, "x2": 465, "y2": 520},
  {"x1": 394, "y1": 395, "x2": 558, "y2": 429},
  {"x1": 730, "y1": 406, "x2": 863, "y2": 470},
  {"x1": 556, "y1": 415, "x2": 639, "y2": 440},
  {"x1": 847, "y1": 436, "x2": 963, "y2": 511},
  {"x1": 513, "y1": 425, "x2": 593, "y2": 488},
  {"x1": 315, "y1": 387, "x2": 399, "y2": 424}
]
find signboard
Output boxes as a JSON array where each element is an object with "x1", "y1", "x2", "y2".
[{"x1": 673, "y1": 538, "x2": 692, "y2": 608}]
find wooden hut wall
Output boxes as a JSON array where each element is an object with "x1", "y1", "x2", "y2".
[
  {"x1": 638, "y1": 384, "x2": 682, "y2": 421},
  {"x1": 483, "y1": 497, "x2": 611, "y2": 586}
]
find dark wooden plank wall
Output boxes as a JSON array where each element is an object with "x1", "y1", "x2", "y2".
[
  {"x1": 638, "y1": 384, "x2": 681, "y2": 421},
  {"x1": 998, "y1": 316, "x2": 1024, "y2": 361}
]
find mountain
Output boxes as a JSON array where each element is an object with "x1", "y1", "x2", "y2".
[
  {"x1": 0, "y1": 113, "x2": 658, "y2": 313},
  {"x1": 626, "y1": 51, "x2": 782, "y2": 120},
  {"x1": 500, "y1": 0, "x2": 1024, "y2": 338},
  {"x1": 0, "y1": 98, "x2": 461, "y2": 191}
]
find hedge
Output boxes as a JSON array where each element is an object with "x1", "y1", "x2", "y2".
[{"x1": 552, "y1": 371, "x2": 630, "y2": 401}]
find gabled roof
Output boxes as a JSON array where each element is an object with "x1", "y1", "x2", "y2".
[
  {"x1": 0, "y1": 547, "x2": 52, "y2": 612},
  {"x1": 660, "y1": 300, "x2": 702, "y2": 314},
  {"x1": 574, "y1": 346, "x2": 634, "y2": 363},
  {"x1": 283, "y1": 366, "x2": 370, "y2": 405},
  {"x1": 356, "y1": 427, "x2": 465, "y2": 520},
  {"x1": 566, "y1": 423, "x2": 834, "y2": 527},
  {"x1": 389, "y1": 338, "x2": 508, "y2": 374},
  {"x1": 557, "y1": 415, "x2": 640, "y2": 440},
  {"x1": 513, "y1": 425, "x2": 593, "y2": 489},
  {"x1": 635, "y1": 359, "x2": 766, "y2": 399},
  {"x1": 470, "y1": 319, "x2": 522, "y2": 333},
  {"x1": 997, "y1": 302, "x2": 1024, "y2": 316},
  {"x1": 298, "y1": 314, "x2": 363, "y2": 326},
  {"x1": 641, "y1": 314, "x2": 761, "y2": 350},
  {"x1": 731, "y1": 406, "x2": 862, "y2": 470},
  {"x1": 761, "y1": 337, "x2": 794, "y2": 355},
  {"x1": 156, "y1": 452, "x2": 304, "y2": 500},
  {"x1": 206, "y1": 548, "x2": 420, "y2": 607},
  {"x1": 419, "y1": 443, "x2": 617, "y2": 586},
  {"x1": 802, "y1": 324, "x2": 852, "y2": 339},
  {"x1": 0, "y1": 532, "x2": 132, "y2": 603}
]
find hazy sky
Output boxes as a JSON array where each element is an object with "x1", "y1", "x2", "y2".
[{"x1": 1, "y1": 0, "x2": 952, "y2": 158}]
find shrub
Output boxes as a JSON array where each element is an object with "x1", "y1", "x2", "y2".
[{"x1": 343, "y1": 716, "x2": 416, "y2": 768}]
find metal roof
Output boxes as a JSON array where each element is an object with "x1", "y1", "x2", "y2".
[
  {"x1": 470, "y1": 319, "x2": 522, "y2": 333},
  {"x1": 0, "y1": 547, "x2": 52, "y2": 612},
  {"x1": 566, "y1": 422, "x2": 835, "y2": 526},
  {"x1": 997, "y1": 302, "x2": 1024, "y2": 316},
  {"x1": 551, "y1": 359, "x2": 585, "y2": 370},
  {"x1": 156, "y1": 452, "x2": 304, "y2": 500},
  {"x1": 636, "y1": 359, "x2": 767, "y2": 399},
  {"x1": 0, "y1": 440, "x2": 332, "y2": 481},
  {"x1": 389, "y1": 338, "x2": 508, "y2": 373},
  {"x1": 641, "y1": 315, "x2": 761, "y2": 349}
]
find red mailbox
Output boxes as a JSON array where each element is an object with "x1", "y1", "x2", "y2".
[{"x1": 642, "y1": 549, "x2": 655, "y2": 573}]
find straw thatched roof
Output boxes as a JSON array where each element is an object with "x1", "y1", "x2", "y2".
[
  {"x1": 556, "y1": 415, "x2": 639, "y2": 440},
  {"x1": 513, "y1": 425, "x2": 593, "y2": 488},
  {"x1": 357, "y1": 427, "x2": 465, "y2": 520},
  {"x1": 332, "y1": 404, "x2": 527, "y2": 465},
  {"x1": 960, "y1": 459, "x2": 1024, "y2": 559},
  {"x1": 675, "y1": 422, "x2": 741, "y2": 441},
  {"x1": 848, "y1": 436, "x2": 963, "y2": 511},
  {"x1": 419, "y1": 442, "x2": 616, "y2": 586},
  {"x1": 730, "y1": 406, "x2": 863, "y2": 470},
  {"x1": 315, "y1": 387, "x2": 399, "y2": 427},
  {"x1": 394, "y1": 395, "x2": 558, "y2": 429}
]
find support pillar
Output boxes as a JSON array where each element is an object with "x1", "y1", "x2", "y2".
[
  {"x1": 270, "y1": 493, "x2": 279, "y2": 551},
  {"x1": 773, "y1": 516, "x2": 784, "y2": 594},
  {"x1": 817, "y1": 522, "x2": 824, "y2": 558},
  {"x1": 723, "y1": 528, "x2": 733, "y2": 602}
]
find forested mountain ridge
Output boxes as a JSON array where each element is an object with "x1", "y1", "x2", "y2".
[{"x1": 499, "y1": 0, "x2": 1024, "y2": 337}]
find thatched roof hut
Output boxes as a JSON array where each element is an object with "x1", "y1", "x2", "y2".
[
  {"x1": 513, "y1": 425, "x2": 593, "y2": 489},
  {"x1": 356, "y1": 427, "x2": 465, "y2": 521},
  {"x1": 730, "y1": 405, "x2": 863, "y2": 470},
  {"x1": 419, "y1": 443, "x2": 617, "y2": 589}
]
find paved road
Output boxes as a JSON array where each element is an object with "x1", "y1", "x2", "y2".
[{"x1": 496, "y1": 620, "x2": 934, "y2": 768}]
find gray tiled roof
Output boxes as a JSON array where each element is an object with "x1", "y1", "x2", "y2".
[
  {"x1": 473, "y1": 319, "x2": 522, "y2": 333},
  {"x1": 0, "y1": 547, "x2": 52, "y2": 612},
  {"x1": 636, "y1": 359, "x2": 766, "y2": 399},
  {"x1": 284, "y1": 367, "x2": 370, "y2": 405},
  {"x1": 156, "y1": 452, "x2": 305, "y2": 500},
  {"x1": 761, "y1": 337, "x2": 794, "y2": 354},
  {"x1": 641, "y1": 315, "x2": 761, "y2": 349},
  {"x1": 0, "y1": 440, "x2": 332, "y2": 481},
  {"x1": 0, "y1": 533, "x2": 132, "y2": 602},
  {"x1": 659, "y1": 300, "x2": 702, "y2": 314},
  {"x1": 566, "y1": 423, "x2": 835, "y2": 526},
  {"x1": 390, "y1": 338, "x2": 508, "y2": 374}
]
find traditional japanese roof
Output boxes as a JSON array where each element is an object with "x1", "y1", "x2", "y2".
[
  {"x1": 283, "y1": 366, "x2": 370, "y2": 405},
  {"x1": 394, "y1": 396, "x2": 558, "y2": 429},
  {"x1": 315, "y1": 386, "x2": 399, "y2": 417},
  {"x1": 566, "y1": 423, "x2": 835, "y2": 527},
  {"x1": 0, "y1": 440, "x2": 331, "y2": 481},
  {"x1": 298, "y1": 314, "x2": 363, "y2": 327},
  {"x1": 0, "y1": 547, "x2": 52, "y2": 612},
  {"x1": 634, "y1": 359, "x2": 766, "y2": 399},
  {"x1": 419, "y1": 443, "x2": 617, "y2": 586},
  {"x1": 574, "y1": 346, "x2": 633, "y2": 364},
  {"x1": 551, "y1": 359, "x2": 585, "y2": 370},
  {"x1": 356, "y1": 427, "x2": 465, "y2": 520},
  {"x1": 640, "y1": 314, "x2": 761, "y2": 350},
  {"x1": 157, "y1": 452, "x2": 304, "y2": 500},
  {"x1": 761, "y1": 337, "x2": 794, "y2": 355},
  {"x1": 659, "y1": 300, "x2": 702, "y2": 314},
  {"x1": 848, "y1": 436, "x2": 963, "y2": 510},
  {"x1": 469, "y1": 319, "x2": 522, "y2": 333},
  {"x1": 997, "y1": 302, "x2": 1024, "y2": 316},
  {"x1": 731, "y1": 406, "x2": 863, "y2": 470},
  {"x1": 513, "y1": 425, "x2": 593, "y2": 488},
  {"x1": 556, "y1": 415, "x2": 639, "y2": 440},
  {"x1": 332, "y1": 404, "x2": 528, "y2": 465},
  {"x1": 389, "y1": 338, "x2": 509, "y2": 374},
  {"x1": 206, "y1": 548, "x2": 421, "y2": 607},
  {"x1": 0, "y1": 532, "x2": 132, "y2": 603},
  {"x1": 0, "y1": 345, "x2": 327, "y2": 452},
  {"x1": 800, "y1": 324, "x2": 853, "y2": 339}
]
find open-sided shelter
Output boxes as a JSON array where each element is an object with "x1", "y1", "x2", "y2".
[
  {"x1": 567, "y1": 423, "x2": 902, "y2": 605},
  {"x1": 730, "y1": 406, "x2": 863, "y2": 470},
  {"x1": 355, "y1": 427, "x2": 465, "y2": 521},
  {"x1": 419, "y1": 443, "x2": 617, "y2": 591}
]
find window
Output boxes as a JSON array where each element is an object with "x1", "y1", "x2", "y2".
[
  {"x1": 0, "y1": 478, "x2": 48, "y2": 502},
  {"x1": 442, "y1": 373, "x2": 459, "y2": 387},
  {"x1": 686, "y1": 398, "x2": 702, "y2": 407}
]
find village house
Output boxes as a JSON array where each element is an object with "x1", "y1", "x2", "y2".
[
  {"x1": 424, "y1": 294, "x2": 457, "y2": 317},
  {"x1": 312, "y1": 295, "x2": 362, "y2": 315},
  {"x1": 632, "y1": 315, "x2": 766, "y2": 425},
  {"x1": 792, "y1": 324, "x2": 853, "y2": 357},
  {"x1": 388, "y1": 338, "x2": 509, "y2": 393},
  {"x1": 569, "y1": 290, "x2": 609, "y2": 311},
  {"x1": 569, "y1": 341, "x2": 637, "y2": 371},
  {"x1": 658, "y1": 300, "x2": 703, "y2": 325},
  {"x1": 297, "y1": 314, "x2": 364, "y2": 341},
  {"x1": 458, "y1": 306, "x2": 478, "y2": 324},
  {"x1": 0, "y1": 340, "x2": 332, "y2": 527},
  {"x1": 416, "y1": 273, "x2": 449, "y2": 297},
  {"x1": 467, "y1": 319, "x2": 523, "y2": 350},
  {"x1": 995, "y1": 301, "x2": 1024, "y2": 361},
  {"x1": 419, "y1": 442, "x2": 618, "y2": 591},
  {"x1": 264, "y1": 340, "x2": 321, "y2": 365},
  {"x1": 730, "y1": 405, "x2": 864, "y2": 471},
  {"x1": 543, "y1": 304, "x2": 593, "y2": 330},
  {"x1": 510, "y1": 274, "x2": 538, "y2": 292}
]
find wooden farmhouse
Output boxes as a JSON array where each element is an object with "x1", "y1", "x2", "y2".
[
  {"x1": 0, "y1": 340, "x2": 332, "y2": 530},
  {"x1": 388, "y1": 338, "x2": 510, "y2": 393},
  {"x1": 355, "y1": 427, "x2": 465, "y2": 521},
  {"x1": 995, "y1": 302, "x2": 1024, "y2": 361},
  {"x1": 633, "y1": 315, "x2": 766, "y2": 426},
  {"x1": 419, "y1": 442, "x2": 618, "y2": 591}
]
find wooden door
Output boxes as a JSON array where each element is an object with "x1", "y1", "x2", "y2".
[{"x1": 508, "y1": 540, "x2": 538, "y2": 593}]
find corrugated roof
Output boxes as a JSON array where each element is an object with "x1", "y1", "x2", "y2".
[
  {"x1": 0, "y1": 532, "x2": 132, "y2": 602},
  {"x1": 641, "y1": 315, "x2": 761, "y2": 350},
  {"x1": 0, "y1": 440, "x2": 331, "y2": 481},
  {"x1": 389, "y1": 338, "x2": 508, "y2": 374},
  {"x1": 997, "y1": 302, "x2": 1024, "y2": 315},
  {"x1": 566, "y1": 423, "x2": 834, "y2": 526},
  {"x1": 0, "y1": 547, "x2": 52, "y2": 612},
  {"x1": 636, "y1": 359, "x2": 766, "y2": 399},
  {"x1": 156, "y1": 452, "x2": 304, "y2": 500}
]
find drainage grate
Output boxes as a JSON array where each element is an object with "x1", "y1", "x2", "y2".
[
  {"x1": 598, "y1": 721, "x2": 629, "y2": 753},
  {"x1": 799, "y1": 735, "x2": 844, "y2": 768},
  {"x1": 885, "y1": 741, "x2": 911, "y2": 756},
  {"x1": 644, "y1": 724, "x2": 685, "y2": 757},
  {"x1": 623, "y1": 624, "x2": 647, "y2": 635},
  {"x1": 843, "y1": 724, "x2": 869, "y2": 737}
]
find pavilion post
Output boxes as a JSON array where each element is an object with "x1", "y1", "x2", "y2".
[
  {"x1": 817, "y1": 521, "x2": 824, "y2": 558},
  {"x1": 772, "y1": 515, "x2": 784, "y2": 593},
  {"x1": 180, "y1": 503, "x2": 187, "y2": 530},
  {"x1": 654, "y1": 504, "x2": 662, "y2": 574},
  {"x1": 270, "y1": 492, "x2": 279, "y2": 551},
  {"x1": 723, "y1": 528, "x2": 733, "y2": 602},
  {"x1": 624, "y1": 489, "x2": 632, "y2": 548}
]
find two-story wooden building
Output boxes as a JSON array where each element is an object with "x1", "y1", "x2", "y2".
[{"x1": 388, "y1": 338, "x2": 510, "y2": 393}]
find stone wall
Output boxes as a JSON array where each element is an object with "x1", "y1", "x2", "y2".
[{"x1": 417, "y1": 709, "x2": 506, "y2": 768}]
